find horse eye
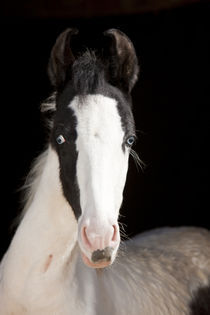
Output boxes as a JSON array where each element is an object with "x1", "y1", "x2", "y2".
[
  {"x1": 126, "y1": 136, "x2": 136, "y2": 147},
  {"x1": 56, "y1": 135, "x2": 65, "y2": 145}
]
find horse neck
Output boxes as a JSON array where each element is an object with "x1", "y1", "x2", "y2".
[{"x1": 1, "y1": 146, "x2": 78, "y2": 302}]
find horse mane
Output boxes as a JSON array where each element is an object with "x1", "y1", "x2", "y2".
[
  {"x1": 17, "y1": 149, "x2": 48, "y2": 223},
  {"x1": 41, "y1": 92, "x2": 56, "y2": 113},
  {"x1": 17, "y1": 94, "x2": 57, "y2": 223}
]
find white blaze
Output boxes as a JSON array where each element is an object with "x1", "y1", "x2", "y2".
[{"x1": 69, "y1": 95, "x2": 129, "y2": 225}]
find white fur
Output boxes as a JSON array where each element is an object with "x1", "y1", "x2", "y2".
[
  {"x1": 70, "y1": 95, "x2": 129, "y2": 257},
  {"x1": 70, "y1": 95, "x2": 129, "y2": 220},
  {"x1": 1, "y1": 96, "x2": 210, "y2": 314},
  {"x1": 0, "y1": 147, "x2": 78, "y2": 313}
]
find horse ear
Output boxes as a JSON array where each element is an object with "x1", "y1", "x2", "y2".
[
  {"x1": 103, "y1": 29, "x2": 139, "y2": 93},
  {"x1": 48, "y1": 28, "x2": 78, "y2": 89}
]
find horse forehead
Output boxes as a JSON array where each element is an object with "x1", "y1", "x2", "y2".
[{"x1": 68, "y1": 94, "x2": 124, "y2": 137}]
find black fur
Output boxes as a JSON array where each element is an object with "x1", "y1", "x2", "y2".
[
  {"x1": 48, "y1": 28, "x2": 139, "y2": 94},
  {"x1": 51, "y1": 84, "x2": 82, "y2": 219},
  {"x1": 70, "y1": 51, "x2": 136, "y2": 139},
  {"x1": 104, "y1": 29, "x2": 139, "y2": 93},
  {"x1": 48, "y1": 28, "x2": 78, "y2": 89},
  {"x1": 190, "y1": 284, "x2": 210, "y2": 315},
  {"x1": 72, "y1": 51, "x2": 105, "y2": 95},
  {"x1": 49, "y1": 29, "x2": 138, "y2": 220}
]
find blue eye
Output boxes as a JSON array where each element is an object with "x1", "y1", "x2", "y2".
[
  {"x1": 126, "y1": 136, "x2": 136, "y2": 147},
  {"x1": 56, "y1": 135, "x2": 65, "y2": 144}
]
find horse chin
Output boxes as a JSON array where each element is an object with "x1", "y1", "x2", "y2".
[{"x1": 81, "y1": 252, "x2": 113, "y2": 269}]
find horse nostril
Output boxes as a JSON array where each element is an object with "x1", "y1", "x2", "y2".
[
  {"x1": 80, "y1": 223, "x2": 119, "y2": 252},
  {"x1": 81, "y1": 226, "x2": 92, "y2": 249},
  {"x1": 112, "y1": 224, "x2": 118, "y2": 242}
]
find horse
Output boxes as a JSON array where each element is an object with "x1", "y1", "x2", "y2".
[{"x1": 0, "y1": 28, "x2": 210, "y2": 315}]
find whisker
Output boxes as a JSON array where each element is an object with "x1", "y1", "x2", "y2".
[
  {"x1": 135, "y1": 129, "x2": 147, "y2": 136},
  {"x1": 118, "y1": 212, "x2": 126, "y2": 219},
  {"x1": 119, "y1": 221, "x2": 131, "y2": 242},
  {"x1": 130, "y1": 148, "x2": 146, "y2": 172},
  {"x1": 119, "y1": 221, "x2": 127, "y2": 232}
]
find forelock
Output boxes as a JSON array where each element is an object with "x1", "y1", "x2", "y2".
[{"x1": 72, "y1": 51, "x2": 105, "y2": 95}]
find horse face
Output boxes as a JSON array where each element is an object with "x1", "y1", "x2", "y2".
[{"x1": 49, "y1": 29, "x2": 139, "y2": 268}]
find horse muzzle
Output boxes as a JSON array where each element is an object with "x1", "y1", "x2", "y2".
[{"x1": 78, "y1": 219, "x2": 120, "y2": 268}]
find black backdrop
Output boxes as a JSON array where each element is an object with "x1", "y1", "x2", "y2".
[{"x1": 0, "y1": 2, "x2": 210, "y2": 259}]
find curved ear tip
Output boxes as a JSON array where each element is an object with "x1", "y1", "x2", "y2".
[
  {"x1": 71, "y1": 28, "x2": 79, "y2": 35},
  {"x1": 62, "y1": 28, "x2": 79, "y2": 36},
  {"x1": 103, "y1": 28, "x2": 115, "y2": 35},
  {"x1": 104, "y1": 28, "x2": 124, "y2": 37}
]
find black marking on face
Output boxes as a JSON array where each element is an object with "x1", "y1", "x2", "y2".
[
  {"x1": 189, "y1": 283, "x2": 210, "y2": 315},
  {"x1": 51, "y1": 84, "x2": 82, "y2": 220}
]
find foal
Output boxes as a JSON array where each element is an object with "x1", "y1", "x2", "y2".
[{"x1": 0, "y1": 28, "x2": 209, "y2": 315}]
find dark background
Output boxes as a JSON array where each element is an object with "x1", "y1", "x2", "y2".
[{"x1": 0, "y1": 0, "x2": 210, "y2": 259}]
